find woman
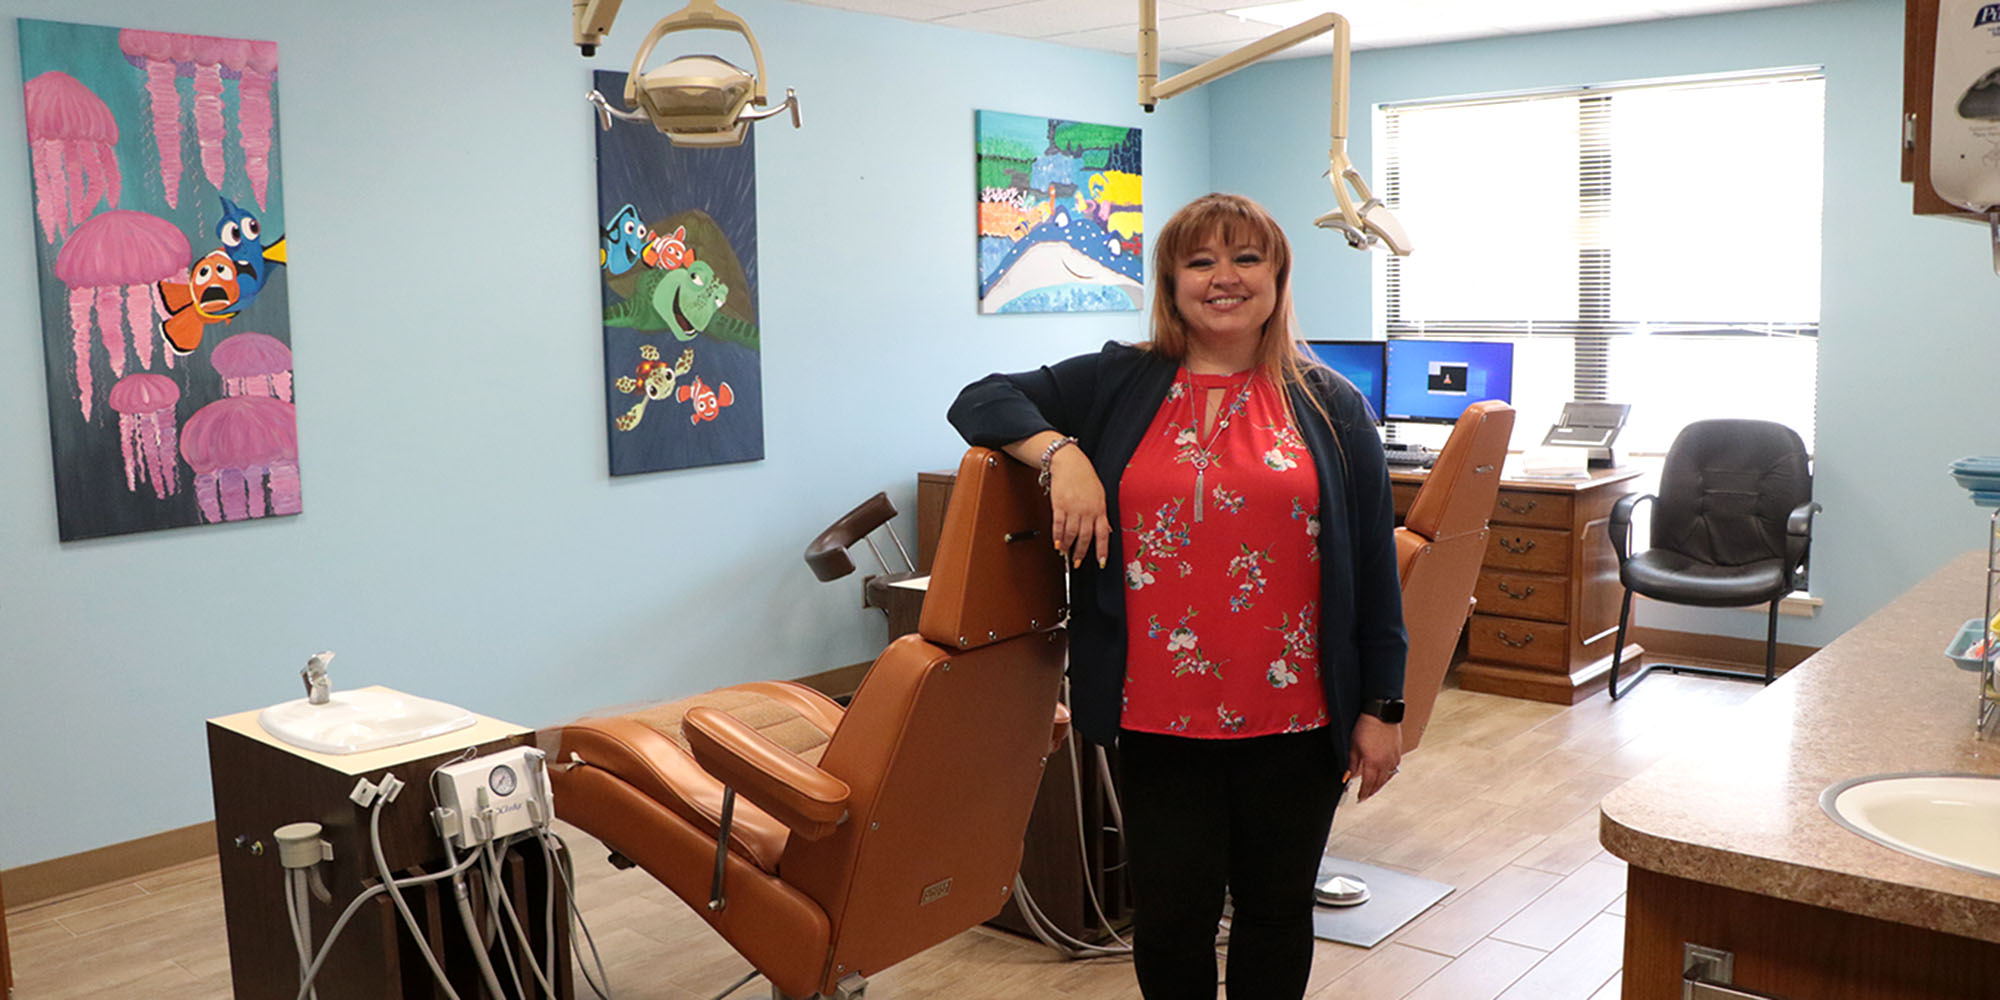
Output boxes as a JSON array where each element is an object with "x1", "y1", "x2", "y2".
[{"x1": 947, "y1": 193, "x2": 1406, "y2": 999}]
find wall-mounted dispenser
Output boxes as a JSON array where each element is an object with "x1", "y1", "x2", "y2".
[{"x1": 1930, "y1": 0, "x2": 2000, "y2": 270}]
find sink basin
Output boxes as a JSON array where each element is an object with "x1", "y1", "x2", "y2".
[
  {"x1": 1821, "y1": 773, "x2": 2000, "y2": 877},
  {"x1": 258, "y1": 687, "x2": 476, "y2": 755}
]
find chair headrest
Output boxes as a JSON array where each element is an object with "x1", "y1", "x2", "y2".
[
  {"x1": 803, "y1": 492, "x2": 898, "y2": 582},
  {"x1": 1405, "y1": 400, "x2": 1515, "y2": 541},
  {"x1": 918, "y1": 448, "x2": 1066, "y2": 650}
]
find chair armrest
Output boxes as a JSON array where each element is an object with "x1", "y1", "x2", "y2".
[
  {"x1": 683, "y1": 706, "x2": 851, "y2": 841},
  {"x1": 1608, "y1": 493, "x2": 1654, "y2": 565},
  {"x1": 1784, "y1": 500, "x2": 1822, "y2": 582}
]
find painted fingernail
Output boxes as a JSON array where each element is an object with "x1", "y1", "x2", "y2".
[{"x1": 1098, "y1": 556, "x2": 1107, "y2": 569}]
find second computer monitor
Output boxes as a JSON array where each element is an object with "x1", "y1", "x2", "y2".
[
  {"x1": 1303, "y1": 340, "x2": 1386, "y2": 423},
  {"x1": 1383, "y1": 338, "x2": 1514, "y2": 424}
]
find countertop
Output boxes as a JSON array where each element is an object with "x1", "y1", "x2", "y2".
[{"x1": 1599, "y1": 549, "x2": 2000, "y2": 943}]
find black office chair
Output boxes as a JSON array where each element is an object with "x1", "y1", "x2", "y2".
[{"x1": 1606, "y1": 419, "x2": 1820, "y2": 700}]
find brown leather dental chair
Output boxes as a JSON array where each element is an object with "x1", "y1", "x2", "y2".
[
  {"x1": 548, "y1": 447, "x2": 1069, "y2": 999},
  {"x1": 1395, "y1": 400, "x2": 1514, "y2": 752}
]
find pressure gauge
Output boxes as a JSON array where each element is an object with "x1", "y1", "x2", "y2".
[{"x1": 489, "y1": 764, "x2": 519, "y2": 797}]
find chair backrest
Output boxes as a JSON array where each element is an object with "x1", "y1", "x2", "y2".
[
  {"x1": 780, "y1": 447, "x2": 1067, "y2": 993},
  {"x1": 1651, "y1": 419, "x2": 1811, "y2": 567},
  {"x1": 1396, "y1": 400, "x2": 1514, "y2": 752}
]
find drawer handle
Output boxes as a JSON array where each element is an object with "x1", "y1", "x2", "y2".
[
  {"x1": 1496, "y1": 630, "x2": 1535, "y2": 648},
  {"x1": 1498, "y1": 497, "x2": 1538, "y2": 515},
  {"x1": 1497, "y1": 580, "x2": 1536, "y2": 600},
  {"x1": 1498, "y1": 537, "x2": 1537, "y2": 555}
]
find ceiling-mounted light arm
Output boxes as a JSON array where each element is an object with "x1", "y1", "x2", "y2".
[
  {"x1": 1136, "y1": 3, "x2": 1410, "y2": 255},
  {"x1": 573, "y1": 0, "x2": 627, "y2": 56},
  {"x1": 625, "y1": 0, "x2": 769, "y2": 112}
]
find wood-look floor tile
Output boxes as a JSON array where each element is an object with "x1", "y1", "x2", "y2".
[
  {"x1": 1417, "y1": 824, "x2": 1546, "y2": 893},
  {"x1": 1496, "y1": 912, "x2": 1624, "y2": 1000},
  {"x1": 1588, "y1": 971, "x2": 1622, "y2": 1000},
  {"x1": 8, "y1": 881, "x2": 147, "y2": 925},
  {"x1": 1401, "y1": 937, "x2": 1546, "y2": 1000},
  {"x1": 1488, "y1": 859, "x2": 1627, "y2": 951},
  {"x1": 1397, "y1": 865, "x2": 1563, "y2": 958},
  {"x1": 1513, "y1": 809, "x2": 1604, "y2": 876},
  {"x1": 1309, "y1": 942, "x2": 1451, "y2": 999},
  {"x1": 133, "y1": 856, "x2": 222, "y2": 894}
]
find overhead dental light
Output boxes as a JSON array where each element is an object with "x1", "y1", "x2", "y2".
[
  {"x1": 1137, "y1": 0, "x2": 1410, "y2": 255},
  {"x1": 572, "y1": 0, "x2": 801, "y2": 147}
]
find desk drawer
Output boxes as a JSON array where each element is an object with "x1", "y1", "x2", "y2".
[
  {"x1": 1474, "y1": 571, "x2": 1567, "y2": 623},
  {"x1": 1490, "y1": 490, "x2": 1572, "y2": 530},
  {"x1": 1468, "y1": 614, "x2": 1569, "y2": 670},
  {"x1": 1484, "y1": 526, "x2": 1569, "y2": 575}
]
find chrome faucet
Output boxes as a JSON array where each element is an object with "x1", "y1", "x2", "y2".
[{"x1": 301, "y1": 650, "x2": 335, "y2": 705}]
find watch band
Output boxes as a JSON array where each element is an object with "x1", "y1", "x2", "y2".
[{"x1": 1359, "y1": 697, "x2": 1406, "y2": 724}]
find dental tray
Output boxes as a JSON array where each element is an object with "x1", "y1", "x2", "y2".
[
  {"x1": 1945, "y1": 618, "x2": 1995, "y2": 671},
  {"x1": 1947, "y1": 457, "x2": 2000, "y2": 499}
]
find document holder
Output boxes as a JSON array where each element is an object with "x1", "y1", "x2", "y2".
[{"x1": 1541, "y1": 402, "x2": 1629, "y2": 468}]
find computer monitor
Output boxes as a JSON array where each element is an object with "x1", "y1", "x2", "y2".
[
  {"x1": 1383, "y1": 338, "x2": 1514, "y2": 424},
  {"x1": 1303, "y1": 340, "x2": 1385, "y2": 424}
]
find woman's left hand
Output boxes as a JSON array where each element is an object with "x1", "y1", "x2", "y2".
[{"x1": 1348, "y1": 715, "x2": 1403, "y2": 801}]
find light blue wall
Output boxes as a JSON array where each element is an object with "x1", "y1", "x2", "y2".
[
  {"x1": 0, "y1": 0, "x2": 1210, "y2": 867},
  {"x1": 1212, "y1": 0, "x2": 1994, "y2": 647}
]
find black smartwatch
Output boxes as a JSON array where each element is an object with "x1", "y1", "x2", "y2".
[{"x1": 1359, "y1": 698, "x2": 1406, "y2": 724}]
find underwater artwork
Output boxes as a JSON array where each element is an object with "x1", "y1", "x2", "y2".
[
  {"x1": 18, "y1": 19, "x2": 297, "y2": 541},
  {"x1": 976, "y1": 110, "x2": 1142, "y2": 314},
  {"x1": 594, "y1": 70, "x2": 764, "y2": 476}
]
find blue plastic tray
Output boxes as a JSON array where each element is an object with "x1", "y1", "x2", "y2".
[
  {"x1": 1951, "y1": 456, "x2": 2000, "y2": 475},
  {"x1": 1946, "y1": 618, "x2": 1995, "y2": 670}
]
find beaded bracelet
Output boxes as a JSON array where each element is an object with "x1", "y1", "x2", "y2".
[{"x1": 1038, "y1": 435, "x2": 1079, "y2": 493}]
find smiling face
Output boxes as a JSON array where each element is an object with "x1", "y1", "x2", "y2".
[
  {"x1": 1171, "y1": 232, "x2": 1277, "y2": 360},
  {"x1": 650, "y1": 260, "x2": 728, "y2": 342}
]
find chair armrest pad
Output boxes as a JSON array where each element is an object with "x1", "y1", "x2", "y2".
[
  {"x1": 684, "y1": 706, "x2": 851, "y2": 840},
  {"x1": 1787, "y1": 500, "x2": 1821, "y2": 536},
  {"x1": 1609, "y1": 493, "x2": 1654, "y2": 563}
]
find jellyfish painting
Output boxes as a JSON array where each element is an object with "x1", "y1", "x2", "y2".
[
  {"x1": 106, "y1": 373, "x2": 180, "y2": 499},
  {"x1": 117, "y1": 30, "x2": 279, "y2": 210},
  {"x1": 51, "y1": 210, "x2": 190, "y2": 419},
  {"x1": 23, "y1": 70, "x2": 120, "y2": 244},
  {"x1": 211, "y1": 331, "x2": 292, "y2": 400},
  {"x1": 179, "y1": 395, "x2": 300, "y2": 523}
]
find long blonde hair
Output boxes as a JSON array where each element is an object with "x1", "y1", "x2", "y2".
[{"x1": 1146, "y1": 193, "x2": 1338, "y2": 433}]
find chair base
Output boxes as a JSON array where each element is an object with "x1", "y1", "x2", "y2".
[
  {"x1": 770, "y1": 973, "x2": 866, "y2": 1000},
  {"x1": 1605, "y1": 661, "x2": 1773, "y2": 701}
]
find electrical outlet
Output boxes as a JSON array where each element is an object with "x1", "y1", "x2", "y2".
[{"x1": 432, "y1": 747, "x2": 551, "y2": 849}]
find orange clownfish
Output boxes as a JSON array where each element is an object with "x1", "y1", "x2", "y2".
[
  {"x1": 158, "y1": 250, "x2": 242, "y2": 355},
  {"x1": 677, "y1": 376, "x2": 733, "y2": 424},
  {"x1": 641, "y1": 225, "x2": 691, "y2": 270}
]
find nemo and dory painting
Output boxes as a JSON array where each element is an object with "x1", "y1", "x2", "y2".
[
  {"x1": 593, "y1": 69, "x2": 763, "y2": 476},
  {"x1": 19, "y1": 18, "x2": 299, "y2": 541}
]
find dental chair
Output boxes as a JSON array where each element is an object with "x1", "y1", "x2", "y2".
[
  {"x1": 548, "y1": 447, "x2": 1069, "y2": 999},
  {"x1": 1395, "y1": 399, "x2": 1515, "y2": 751}
]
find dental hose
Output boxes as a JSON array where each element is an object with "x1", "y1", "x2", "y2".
[
  {"x1": 443, "y1": 835, "x2": 512, "y2": 1000},
  {"x1": 291, "y1": 812, "x2": 483, "y2": 1000}
]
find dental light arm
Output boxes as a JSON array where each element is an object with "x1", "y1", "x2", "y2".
[
  {"x1": 573, "y1": 0, "x2": 625, "y2": 55},
  {"x1": 1136, "y1": 2, "x2": 1410, "y2": 255}
]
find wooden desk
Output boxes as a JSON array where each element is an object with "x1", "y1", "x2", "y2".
[{"x1": 1393, "y1": 463, "x2": 1644, "y2": 704}]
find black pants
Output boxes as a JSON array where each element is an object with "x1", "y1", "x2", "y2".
[{"x1": 1116, "y1": 729, "x2": 1345, "y2": 1000}]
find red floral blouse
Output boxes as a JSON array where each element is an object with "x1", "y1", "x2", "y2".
[{"x1": 1118, "y1": 369, "x2": 1325, "y2": 738}]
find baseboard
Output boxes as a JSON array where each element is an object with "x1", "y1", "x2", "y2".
[
  {"x1": 1, "y1": 821, "x2": 215, "y2": 909},
  {"x1": 1627, "y1": 625, "x2": 1818, "y2": 675}
]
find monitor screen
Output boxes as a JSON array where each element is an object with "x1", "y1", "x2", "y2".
[
  {"x1": 1303, "y1": 340, "x2": 1385, "y2": 424},
  {"x1": 1383, "y1": 338, "x2": 1514, "y2": 424}
]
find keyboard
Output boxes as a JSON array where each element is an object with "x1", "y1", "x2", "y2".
[{"x1": 1383, "y1": 445, "x2": 1435, "y2": 469}]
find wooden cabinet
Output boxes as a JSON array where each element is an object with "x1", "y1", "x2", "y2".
[
  {"x1": 1906, "y1": 0, "x2": 1986, "y2": 218},
  {"x1": 1395, "y1": 467, "x2": 1643, "y2": 704}
]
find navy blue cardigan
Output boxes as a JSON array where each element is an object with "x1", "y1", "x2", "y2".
[{"x1": 948, "y1": 341, "x2": 1407, "y2": 769}]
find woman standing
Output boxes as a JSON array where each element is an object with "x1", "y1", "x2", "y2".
[{"x1": 948, "y1": 193, "x2": 1407, "y2": 999}]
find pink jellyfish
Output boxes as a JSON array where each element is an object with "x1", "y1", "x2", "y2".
[
  {"x1": 52, "y1": 211, "x2": 190, "y2": 420},
  {"x1": 107, "y1": 374, "x2": 181, "y2": 499},
  {"x1": 116, "y1": 30, "x2": 190, "y2": 209},
  {"x1": 119, "y1": 30, "x2": 279, "y2": 210},
  {"x1": 23, "y1": 71, "x2": 121, "y2": 244},
  {"x1": 211, "y1": 332, "x2": 293, "y2": 400},
  {"x1": 180, "y1": 395, "x2": 300, "y2": 523}
]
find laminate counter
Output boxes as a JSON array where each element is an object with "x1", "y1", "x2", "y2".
[{"x1": 1600, "y1": 549, "x2": 2000, "y2": 999}]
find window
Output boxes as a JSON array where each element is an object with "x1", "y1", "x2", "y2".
[{"x1": 1374, "y1": 69, "x2": 1825, "y2": 454}]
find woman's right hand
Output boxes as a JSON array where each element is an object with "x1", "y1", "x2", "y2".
[{"x1": 1047, "y1": 446, "x2": 1110, "y2": 570}]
